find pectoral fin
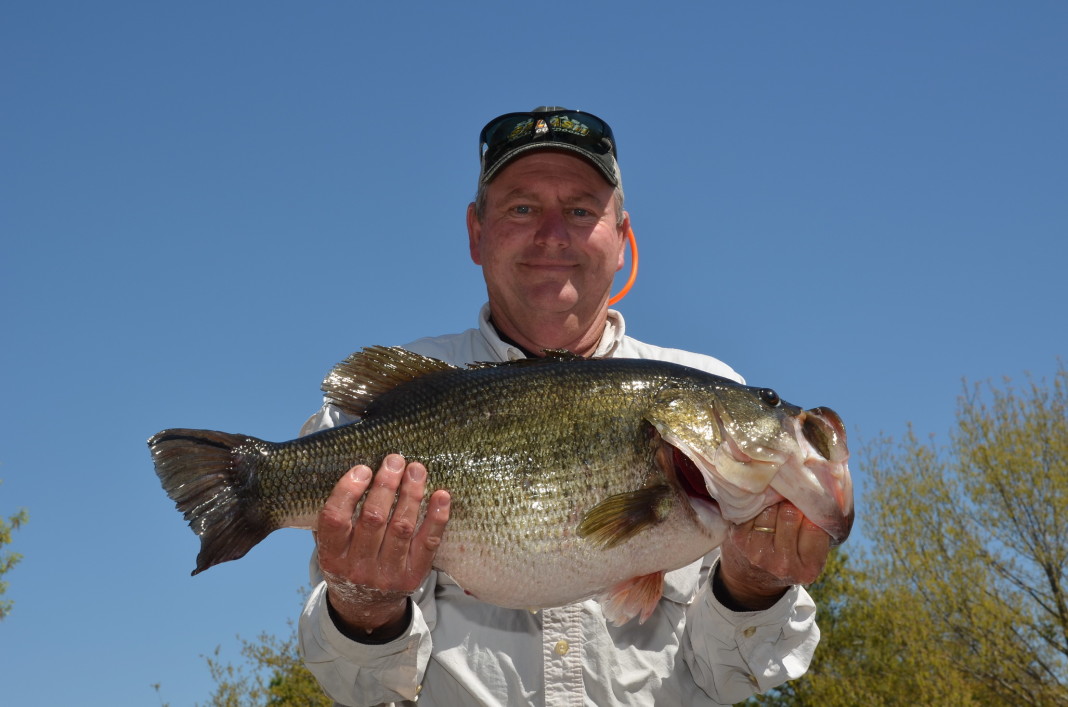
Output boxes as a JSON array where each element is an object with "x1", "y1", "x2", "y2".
[
  {"x1": 577, "y1": 485, "x2": 674, "y2": 549},
  {"x1": 599, "y1": 571, "x2": 666, "y2": 625}
]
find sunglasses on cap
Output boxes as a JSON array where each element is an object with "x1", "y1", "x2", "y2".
[{"x1": 478, "y1": 109, "x2": 618, "y2": 185}]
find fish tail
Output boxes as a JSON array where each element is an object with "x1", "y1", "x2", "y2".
[{"x1": 149, "y1": 428, "x2": 272, "y2": 576}]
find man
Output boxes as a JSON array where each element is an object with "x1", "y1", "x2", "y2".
[{"x1": 298, "y1": 107, "x2": 833, "y2": 705}]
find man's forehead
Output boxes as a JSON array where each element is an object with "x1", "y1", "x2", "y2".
[
  {"x1": 492, "y1": 184, "x2": 611, "y2": 204},
  {"x1": 490, "y1": 150, "x2": 613, "y2": 187}
]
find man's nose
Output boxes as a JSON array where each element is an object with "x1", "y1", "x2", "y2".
[{"x1": 534, "y1": 211, "x2": 570, "y2": 247}]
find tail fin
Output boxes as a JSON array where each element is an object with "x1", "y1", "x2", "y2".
[{"x1": 149, "y1": 428, "x2": 273, "y2": 575}]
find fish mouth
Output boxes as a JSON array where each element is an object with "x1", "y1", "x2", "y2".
[
  {"x1": 793, "y1": 407, "x2": 854, "y2": 543},
  {"x1": 658, "y1": 404, "x2": 854, "y2": 545},
  {"x1": 801, "y1": 407, "x2": 848, "y2": 463}
]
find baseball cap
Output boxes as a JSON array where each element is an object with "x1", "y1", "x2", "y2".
[{"x1": 478, "y1": 106, "x2": 620, "y2": 186}]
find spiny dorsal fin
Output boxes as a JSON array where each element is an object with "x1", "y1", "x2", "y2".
[
  {"x1": 466, "y1": 348, "x2": 586, "y2": 370},
  {"x1": 541, "y1": 348, "x2": 585, "y2": 359},
  {"x1": 322, "y1": 346, "x2": 459, "y2": 418}
]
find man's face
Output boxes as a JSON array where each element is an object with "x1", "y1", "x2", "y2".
[{"x1": 468, "y1": 151, "x2": 628, "y2": 323}]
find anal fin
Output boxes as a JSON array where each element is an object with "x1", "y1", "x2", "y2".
[{"x1": 599, "y1": 571, "x2": 666, "y2": 625}]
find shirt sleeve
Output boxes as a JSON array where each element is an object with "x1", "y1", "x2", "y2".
[
  {"x1": 682, "y1": 555, "x2": 819, "y2": 704},
  {"x1": 298, "y1": 579, "x2": 437, "y2": 705}
]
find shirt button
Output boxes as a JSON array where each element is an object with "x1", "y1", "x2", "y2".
[
  {"x1": 554, "y1": 640, "x2": 570, "y2": 656},
  {"x1": 743, "y1": 626, "x2": 757, "y2": 638}
]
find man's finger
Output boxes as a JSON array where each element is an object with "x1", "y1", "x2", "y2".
[
  {"x1": 744, "y1": 505, "x2": 778, "y2": 555},
  {"x1": 796, "y1": 517, "x2": 832, "y2": 583},
  {"x1": 379, "y1": 461, "x2": 430, "y2": 573},
  {"x1": 772, "y1": 502, "x2": 803, "y2": 556},
  {"x1": 408, "y1": 489, "x2": 451, "y2": 579},
  {"x1": 317, "y1": 465, "x2": 372, "y2": 563},
  {"x1": 352, "y1": 455, "x2": 406, "y2": 557}
]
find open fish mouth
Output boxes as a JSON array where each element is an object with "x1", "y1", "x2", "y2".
[
  {"x1": 664, "y1": 404, "x2": 854, "y2": 545},
  {"x1": 801, "y1": 407, "x2": 848, "y2": 463},
  {"x1": 790, "y1": 406, "x2": 854, "y2": 543}
]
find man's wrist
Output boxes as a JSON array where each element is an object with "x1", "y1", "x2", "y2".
[
  {"x1": 326, "y1": 592, "x2": 412, "y2": 644},
  {"x1": 712, "y1": 563, "x2": 787, "y2": 612}
]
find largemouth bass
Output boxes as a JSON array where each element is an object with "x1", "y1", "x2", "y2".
[{"x1": 150, "y1": 347, "x2": 853, "y2": 624}]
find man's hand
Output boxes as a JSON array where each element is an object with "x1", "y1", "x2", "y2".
[
  {"x1": 716, "y1": 501, "x2": 831, "y2": 611},
  {"x1": 316, "y1": 454, "x2": 451, "y2": 640}
]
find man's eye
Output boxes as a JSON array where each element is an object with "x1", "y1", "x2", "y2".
[
  {"x1": 513, "y1": 205, "x2": 531, "y2": 214},
  {"x1": 572, "y1": 208, "x2": 591, "y2": 217}
]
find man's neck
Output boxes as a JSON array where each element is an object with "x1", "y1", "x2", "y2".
[{"x1": 488, "y1": 309, "x2": 607, "y2": 358}]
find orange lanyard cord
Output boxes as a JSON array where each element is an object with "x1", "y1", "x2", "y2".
[{"x1": 608, "y1": 227, "x2": 639, "y2": 306}]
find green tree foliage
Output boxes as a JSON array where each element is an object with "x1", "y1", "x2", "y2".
[
  {"x1": 0, "y1": 479, "x2": 29, "y2": 621},
  {"x1": 200, "y1": 626, "x2": 333, "y2": 706},
  {"x1": 750, "y1": 362, "x2": 1068, "y2": 705}
]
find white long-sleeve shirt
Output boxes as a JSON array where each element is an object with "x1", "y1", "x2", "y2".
[{"x1": 298, "y1": 305, "x2": 820, "y2": 706}]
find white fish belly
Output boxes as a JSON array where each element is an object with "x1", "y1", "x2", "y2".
[{"x1": 434, "y1": 505, "x2": 722, "y2": 609}]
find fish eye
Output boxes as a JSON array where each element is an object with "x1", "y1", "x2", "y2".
[{"x1": 758, "y1": 388, "x2": 781, "y2": 407}]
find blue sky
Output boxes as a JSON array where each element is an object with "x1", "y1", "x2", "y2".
[{"x1": 2, "y1": 2, "x2": 1065, "y2": 704}]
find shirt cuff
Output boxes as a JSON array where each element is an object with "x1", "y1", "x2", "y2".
[
  {"x1": 300, "y1": 581, "x2": 430, "y2": 702},
  {"x1": 688, "y1": 558, "x2": 819, "y2": 701}
]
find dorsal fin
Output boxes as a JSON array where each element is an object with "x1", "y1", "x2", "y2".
[
  {"x1": 322, "y1": 346, "x2": 458, "y2": 418},
  {"x1": 541, "y1": 348, "x2": 585, "y2": 360},
  {"x1": 466, "y1": 348, "x2": 587, "y2": 370}
]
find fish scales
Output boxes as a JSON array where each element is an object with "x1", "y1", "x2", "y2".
[
  {"x1": 262, "y1": 358, "x2": 674, "y2": 548},
  {"x1": 150, "y1": 346, "x2": 854, "y2": 623}
]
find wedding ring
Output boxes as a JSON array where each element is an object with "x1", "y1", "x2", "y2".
[{"x1": 752, "y1": 525, "x2": 776, "y2": 533}]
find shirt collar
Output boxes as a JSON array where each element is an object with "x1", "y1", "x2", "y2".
[{"x1": 476, "y1": 303, "x2": 628, "y2": 361}]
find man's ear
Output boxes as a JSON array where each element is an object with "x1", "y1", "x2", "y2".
[
  {"x1": 616, "y1": 211, "x2": 631, "y2": 272},
  {"x1": 467, "y1": 202, "x2": 482, "y2": 265}
]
